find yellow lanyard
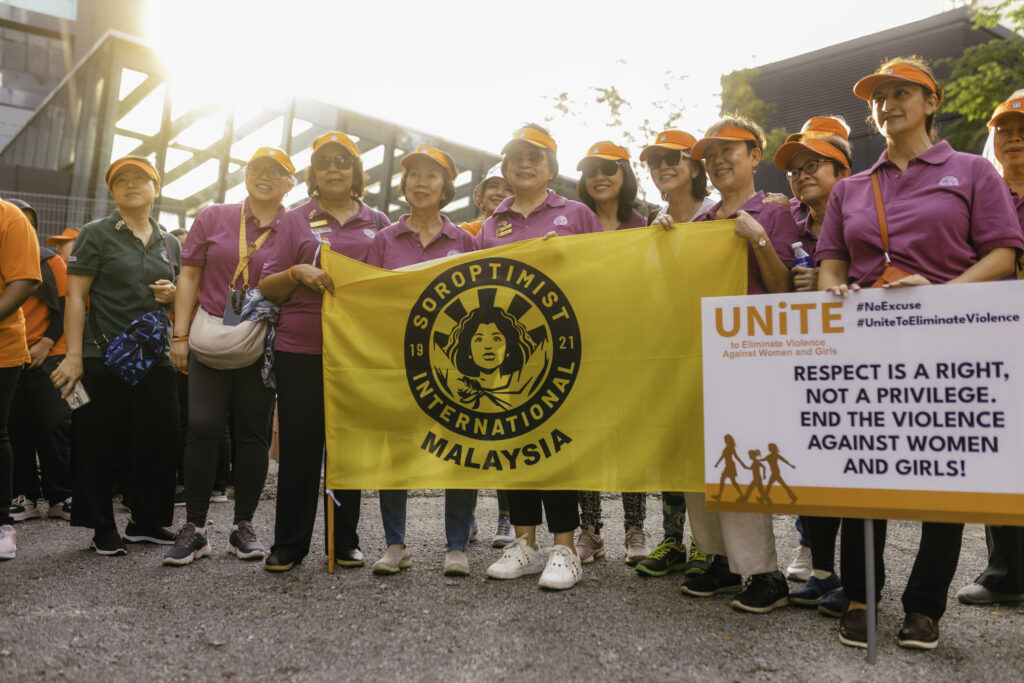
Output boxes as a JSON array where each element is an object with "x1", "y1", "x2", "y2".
[{"x1": 229, "y1": 206, "x2": 272, "y2": 292}]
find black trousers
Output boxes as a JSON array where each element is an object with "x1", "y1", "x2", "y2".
[
  {"x1": 0, "y1": 365, "x2": 21, "y2": 526},
  {"x1": 977, "y1": 525, "x2": 1024, "y2": 594},
  {"x1": 10, "y1": 355, "x2": 72, "y2": 503},
  {"x1": 803, "y1": 515, "x2": 842, "y2": 574},
  {"x1": 840, "y1": 518, "x2": 963, "y2": 620},
  {"x1": 183, "y1": 356, "x2": 273, "y2": 527},
  {"x1": 72, "y1": 360, "x2": 178, "y2": 532},
  {"x1": 507, "y1": 490, "x2": 579, "y2": 534},
  {"x1": 272, "y1": 351, "x2": 359, "y2": 559}
]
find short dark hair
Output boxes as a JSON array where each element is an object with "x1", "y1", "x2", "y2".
[
  {"x1": 307, "y1": 147, "x2": 365, "y2": 199},
  {"x1": 501, "y1": 122, "x2": 558, "y2": 179},
  {"x1": 399, "y1": 151, "x2": 458, "y2": 209},
  {"x1": 576, "y1": 160, "x2": 639, "y2": 224}
]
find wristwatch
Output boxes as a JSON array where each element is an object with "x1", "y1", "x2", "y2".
[{"x1": 754, "y1": 237, "x2": 769, "y2": 249}]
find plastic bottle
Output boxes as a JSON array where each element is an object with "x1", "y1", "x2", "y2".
[{"x1": 791, "y1": 241, "x2": 813, "y2": 269}]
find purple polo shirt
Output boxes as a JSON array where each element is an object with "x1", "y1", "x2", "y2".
[
  {"x1": 1013, "y1": 190, "x2": 1024, "y2": 228},
  {"x1": 795, "y1": 214, "x2": 818, "y2": 255},
  {"x1": 476, "y1": 190, "x2": 601, "y2": 248},
  {"x1": 366, "y1": 215, "x2": 477, "y2": 269},
  {"x1": 616, "y1": 211, "x2": 648, "y2": 230},
  {"x1": 695, "y1": 191, "x2": 798, "y2": 294},
  {"x1": 180, "y1": 199, "x2": 284, "y2": 317},
  {"x1": 261, "y1": 198, "x2": 390, "y2": 354},
  {"x1": 817, "y1": 142, "x2": 1024, "y2": 286}
]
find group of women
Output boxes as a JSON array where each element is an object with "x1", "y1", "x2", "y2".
[{"x1": 27, "y1": 55, "x2": 1024, "y2": 652}]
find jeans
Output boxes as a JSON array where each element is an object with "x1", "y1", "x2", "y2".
[{"x1": 380, "y1": 489, "x2": 476, "y2": 551}]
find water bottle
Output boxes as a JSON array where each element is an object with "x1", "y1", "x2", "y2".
[{"x1": 791, "y1": 241, "x2": 813, "y2": 269}]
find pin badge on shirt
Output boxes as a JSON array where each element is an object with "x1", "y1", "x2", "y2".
[
  {"x1": 554, "y1": 215, "x2": 568, "y2": 226},
  {"x1": 496, "y1": 221, "x2": 513, "y2": 238},
  {"x1": 309, "y1": 219, "x2": 329, "y2": 228}
]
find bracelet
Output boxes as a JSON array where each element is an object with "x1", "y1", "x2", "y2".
[
  {"x1": 287, "y1": 266, "x2": 300, "y2": 284},
  {"x1": 172, "y1": 335, "x2": 189, "y2": 342}
]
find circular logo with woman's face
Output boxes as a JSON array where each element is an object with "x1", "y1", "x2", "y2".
[{"x1": 405, "y1": 257, "x2": 581, "y2": 440}]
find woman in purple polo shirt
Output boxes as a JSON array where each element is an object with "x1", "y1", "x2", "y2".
[
  {"x1": 572, "y1": 140, "x2": 650, "y2": 566},
  {"x1": 817, "y1": 58, "x2": 1024, "y2": 650},
  {"x1": 679, "y1": 116, "x2": 796, "y2": 615},
  {"x1": 365, "y1": 146, "x2": 477, "y2": 577},
  {"x1": 258, "y1": 131, "x2": 390, "y2": 572},
  {"x1": 481, "y1": 124, "x2": 602, "y2": 591},
  {"x1": 771, "y1": 117, "x2": 853, "y2": 612},
  {"x1": 162, "y1": 147, "x2": 294, "y2": 567},
  {"x1": 955, "y1": 90, "x2": 1024, "y2": 608}
]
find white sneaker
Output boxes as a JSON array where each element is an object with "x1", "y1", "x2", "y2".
[
  {"x1": 372, "y1": 544, "x2": 411, "y2": 575},
  {"x1": 9, "y1": 494, "x2": 39, "y2": 522},
  {"x1": 486, "y1": 536, "x2": 544, "y2": 579},
  {"x1": 786, "y1": 545, "x2": 812, "y2": 581},
  {"x1": 492, "y1": 514, "x2": 514, "y2": 547},
  {"x1": 538, "y1": 545, "x2": 583, "y2": 590},
  {"x1": 0, "y1": 524, "x2": 16, "y2": 560}
]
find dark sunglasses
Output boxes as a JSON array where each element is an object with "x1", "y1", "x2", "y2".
[
  {"x1": 785, "y1": 158, "x2": 827, "y2": 181},
  {"x1": 507, "y1": 148, "x2": 547, "y2": 165},
  {"x1": 646, "y1": 149, "x2": 683, "y2": 170},
  {"x1": 247, "y1": 163, "x2": 289, "y2": 180},
  {"x1": 312, "y1": 154, "x2": 354, "y2": 172},
  {"x1": 581, "y1": 159, "x2": 623, "y2": 179}
]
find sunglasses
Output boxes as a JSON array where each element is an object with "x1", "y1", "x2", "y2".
[
  {"x1": 581, "y1": 159, "x2": 623, "y2": 179},
  {"x1": 312, "y1": 154, "x2": 355, "y2": 172},
  {"x1": 646, "y1": 149, "x2": 683, "y2": 170},
  {"x1": 247, "y1": 163, "x2": 289, "y2": 180},
  {"x1": 507, "y1": 148, "x2": 547, "y2": 165},
  {"x1": 785, "y1": 158, "x2": 827, "y2": 181}
]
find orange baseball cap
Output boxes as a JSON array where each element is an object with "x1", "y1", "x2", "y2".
[
  {"x1": 690, "y1": 124, "x2": 759, "y2": 160},
  {"x1": 401, "y1": 145, "x2": 457, "y2": 180},
  {"x1": 105, "y1": 156, "x2": 160, "y2": 189},
  {"x1": 639, "y1": 130, "x2": 698, "y2": 161},
  {"x1": 250, "y1": 147, "x2": 295, "y2": 175},
  {"x1": 798, "y1": 116, "x2": 850, "y2": 141},
  {"x1": 774, "y1": 137, "x2": 850, "y2": 171},
  {"x1": 853, "y1": 63, "x2": 938, "y2": 101},
  {"x1": 46, "y1": 227, "x2": 79, "y2": 245},
  {"x1": 989, "y1": 96, "x2": 1024, "y2": 127},
  {"x1": 576, "y1": 141, "x2": 629, "y2": 170},
  {"x1": 501, "y1": 127, "x2": 557, "y2": 154},
  {"x1": 313, "y1": 131, "x2": 360, "y2": 159}
]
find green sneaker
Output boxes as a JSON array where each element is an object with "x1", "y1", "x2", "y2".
[
  {"x1": 635, "y1": 536, "x2": 687, "y2": 577},
  {"x1": 684, "y1": 535, "x2": 710, "y2": 577}
]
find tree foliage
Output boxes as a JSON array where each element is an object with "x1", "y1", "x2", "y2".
[
  {"x1": 940, "y1": 0, "x2": 1024, "y2": 151},
  {"x1": 719, "y1": 68, "x2": 789, "y2": 158}
]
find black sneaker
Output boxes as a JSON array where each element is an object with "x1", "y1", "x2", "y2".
[
  {"x1": 228, "y1": 521, "x2": 265, "y2": 560},
  {"x1": 636, "y1": 536, "x2": 687, "y2": 577},
  {"x1": 124, "y1": 521, "x2": 175, "y2": 545},
  {"x1": 680, "y1": 556, "x2": 743, "y2": 596},
  {"x1": 162, "y1": 523, "x2": 211, "y2": 566},
  {"x1": 91, "y1": 528, "x2": 127, "y2": 556},
  {"x1": 731, "y1": 572, "x2": 790, "y2": 613},
  {"x1": 265, "y1": 546, "x2": 303, "y2": 572}
]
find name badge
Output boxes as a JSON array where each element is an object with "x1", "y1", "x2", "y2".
[
  {"x1": 496, "y1": 221, "x2": 513, "y2": 238},
  {"x1": 222, "y1": 288, "x2": 244, "y2": 326},
  {"x1": 309, "y1": 220, "x2": 329, "y2": 228}
]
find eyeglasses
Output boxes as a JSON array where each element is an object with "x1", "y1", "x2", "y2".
[
  {"x1": 785, "y1": 158, "x2": 827, "y2": 181},
  {"x1": 581, "y1": 159, "x2": 622, "y2": 179},
  {"x1": 312, "y1": 154, "x2": 355, "y2": 172},
  {"x1": 507, "y1": 148, "x2": 547, "y2": 165},
  {"x1": 646, "y1": 149, "x2": 683, "y2": 170},
  {"x1": 247, "y1": 163, "x2": 289, "y2": 180}
]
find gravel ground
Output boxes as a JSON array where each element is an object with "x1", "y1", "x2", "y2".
[{"x1": 1, "y1": 470, "x2": 1021, "y2": 682}]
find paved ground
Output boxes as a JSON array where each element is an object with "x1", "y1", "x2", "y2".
[{"x1": 1, "y1": 474, "x2": 1021, "y2": 682}]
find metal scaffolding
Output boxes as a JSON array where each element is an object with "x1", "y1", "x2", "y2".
[{"x1": 0, "y1": 30, "x2": 576, "y2": 233}]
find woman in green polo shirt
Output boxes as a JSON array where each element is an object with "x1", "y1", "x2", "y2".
[{"x1": 50, "y1": 156, "x2": 181, "y2": 556}]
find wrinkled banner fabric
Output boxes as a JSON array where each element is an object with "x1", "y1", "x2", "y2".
[{"x1": 322, "y1": 221, "x2": 745, "y2": 491}]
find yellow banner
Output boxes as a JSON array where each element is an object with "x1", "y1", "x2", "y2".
[{"x1": 322, "y1": 221, "x2": 746, "y2": 491}]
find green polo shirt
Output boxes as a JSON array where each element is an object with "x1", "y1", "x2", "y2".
[{"x1": 67, "y1": 210, "x2": 181, "y2": 361}]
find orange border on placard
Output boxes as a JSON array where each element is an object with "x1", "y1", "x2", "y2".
[{"x1": 703, "y1": 485, "x2": 1024, "y2": 525}]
